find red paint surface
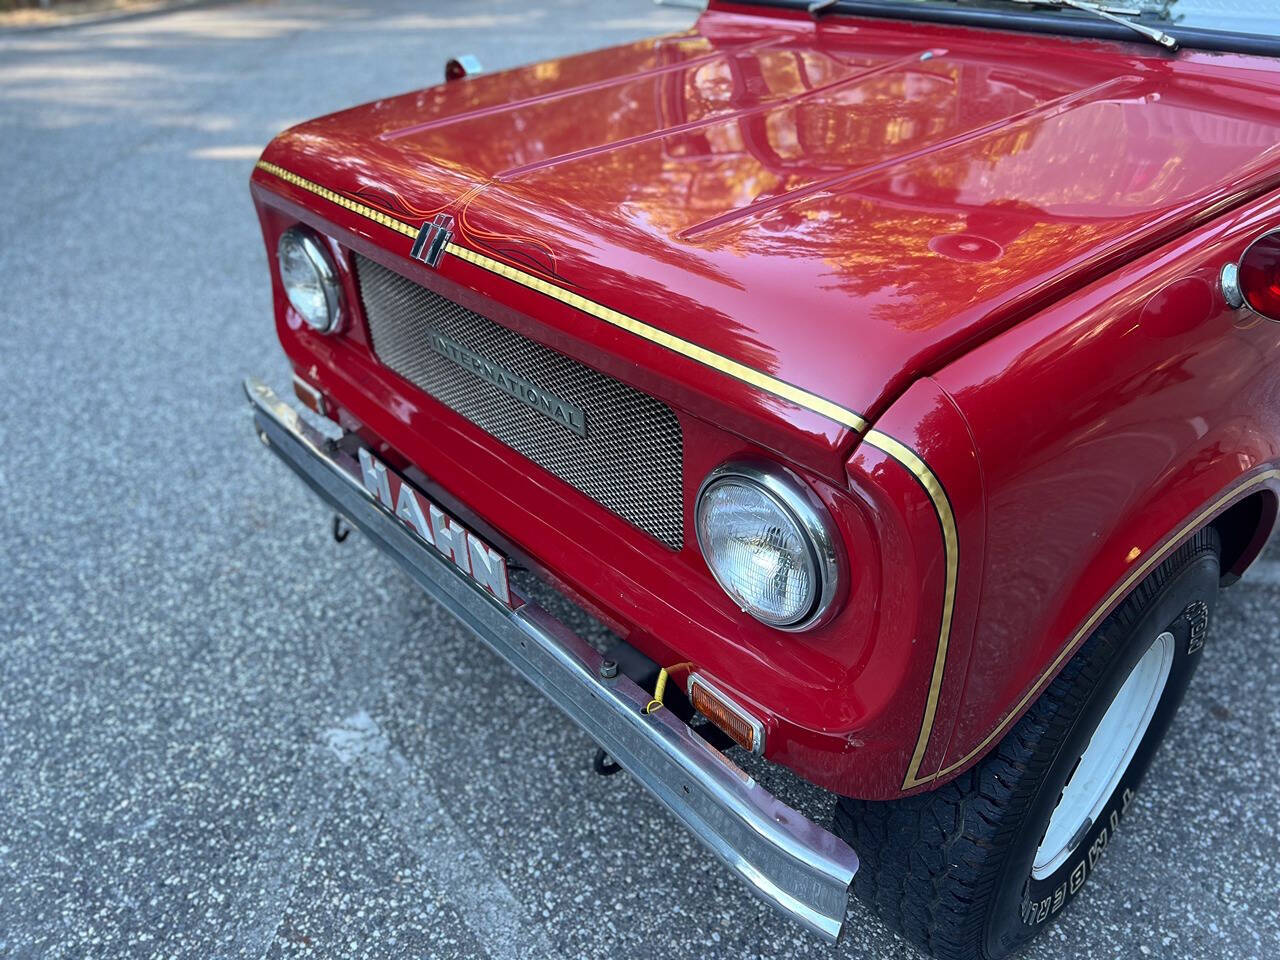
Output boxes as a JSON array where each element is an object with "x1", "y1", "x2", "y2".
[
  {"x1": 925, "y1": 194, "x2": 1280, "y2": 784},
  {"x1": 251, "y1": 5, "x2": 1280, "y2": 797}
]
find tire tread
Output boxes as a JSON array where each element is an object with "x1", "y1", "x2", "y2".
[{"x1": 835, "y1": 528, "x2": 1219, "y2": 960}]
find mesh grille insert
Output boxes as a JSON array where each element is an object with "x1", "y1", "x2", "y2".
[{"x1": 354, "y1": 254, "x2": 684, "y2": 549}]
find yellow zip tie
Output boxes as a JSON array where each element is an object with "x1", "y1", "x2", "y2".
[{"x1": 643, "y1": 668, "x2": 669, "y2": 715}]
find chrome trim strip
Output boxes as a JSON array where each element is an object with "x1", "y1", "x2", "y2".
[{"x1": 243, "y1": 377, "x2": 858, "y2": 940}]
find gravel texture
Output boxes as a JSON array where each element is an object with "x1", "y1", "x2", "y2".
[{"x1": 1, "y1": 1, "x2": 1277, "y2": 958}]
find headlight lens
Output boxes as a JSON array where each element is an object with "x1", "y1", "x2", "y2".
[
  {"x1": 696, "y1": 464, "x2": 839, "y2": 630},
  {"x1": 277, "y1": 227, "x2": 342, "y2": 333}
]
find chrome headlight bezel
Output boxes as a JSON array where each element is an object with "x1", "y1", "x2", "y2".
[
  {"x1": 277, "y1": 226, "x2": 343, "y2": 334},
  {"x1": 695, "y1": 460, "x2": 842, "y2": 632}
]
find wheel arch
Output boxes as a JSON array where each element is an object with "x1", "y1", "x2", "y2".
[
  {"x1": 927, "y1": 453, "x2": 1280, "y2": 793},
  {"x1": 1211, "y1": 488, "x2": 1277, "y2": 586}
]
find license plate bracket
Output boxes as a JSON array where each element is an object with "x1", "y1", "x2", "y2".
[{"x1": 355, "y1": 447, "x2": 515, "y2": 609}]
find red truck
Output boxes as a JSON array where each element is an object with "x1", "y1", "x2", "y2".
[{"x1": 244, "y1": 2, "x2": 1280, "y2": 955}]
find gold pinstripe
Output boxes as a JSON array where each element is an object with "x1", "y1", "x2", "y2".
[
  {"x1": 917, "y1": 468, "x2": 1280, "y2": 786},
  {"x1": 255, "y1": 158, "x2": 967, "y2": 788},
  {"x1": 865, "y1": 429, "x2": 960, "y2": 790},
  {"x1": 442, "y1": 241, "x2": 872, "y2": 431},
  {"x1": 257, "y1": 162, "x2": 419, "y2": 238},
  {"x1": 255, "y1": 161, "x2": 870, "y2": 430}
]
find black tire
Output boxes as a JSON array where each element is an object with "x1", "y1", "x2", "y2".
[{"x1": 834, "y1": 527, "x2": 1220, "y2": 960}]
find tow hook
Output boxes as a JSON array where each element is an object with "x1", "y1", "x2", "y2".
[
  {"x1": 588, "y1": 638, "x2": 738, "y2": 776},
  {"x1": 332, "y1": 515, "x2": 351, "y2": 543},
  {"x1": 592, "y1": 748, "x2": 623, "y2": 776}
]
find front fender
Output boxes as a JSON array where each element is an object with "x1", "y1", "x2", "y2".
[
  {"x1": 924, "y1": 187, "x2": 1280, "y2": 787},
  {"x1": 844, "y1": 379, "x2": 986, "y2": 792}
]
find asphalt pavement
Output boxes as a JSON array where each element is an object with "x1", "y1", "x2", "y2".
[{"x1": 1, "y1": 1, "x2": 1278, "y2": 957}]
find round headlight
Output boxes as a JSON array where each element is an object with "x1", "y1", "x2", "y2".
[
  {"x1": 277, "y1": 227, "x2": 342, "y2": 333},
  {"x1": 695, "y1": 462, "x2": 840, "y2": 631}
]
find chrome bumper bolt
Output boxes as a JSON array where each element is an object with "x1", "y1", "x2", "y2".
[{"x1": 599, "y1": 659, "x2": 618, "y2": 680}]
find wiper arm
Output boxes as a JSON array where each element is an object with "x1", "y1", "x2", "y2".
[{"x1": 1008, "y1": 0, "x2": 1179, "y2": 50}]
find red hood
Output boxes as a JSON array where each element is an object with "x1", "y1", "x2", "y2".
[{"x1": 260, "y1": 3, "x2": 1280, "y2": 437}]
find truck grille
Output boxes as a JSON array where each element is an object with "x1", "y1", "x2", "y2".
[{"x1": 354, "y1": 254, "x2": 684, "y2": 549}]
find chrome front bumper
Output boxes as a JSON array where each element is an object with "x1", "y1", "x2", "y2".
[{"x1": 244, "y1": 377, "x2": 859, "y2": 940}]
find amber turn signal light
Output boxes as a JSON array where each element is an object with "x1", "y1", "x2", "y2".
[
  {"x1": 1222, "y1": 229, "x2": 1280, "y2": 321},
  {"x1": 292, "y1": 375, "x2": 326, "y2": 416},
  {"x1": 688, "y1": 673, "x2": 765, "y2": 755}
]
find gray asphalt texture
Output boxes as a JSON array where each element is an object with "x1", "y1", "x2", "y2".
[{"x1": 1, "y1": 1, "x2": 1277, "y2": 957}]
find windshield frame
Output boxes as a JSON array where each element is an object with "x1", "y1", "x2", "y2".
[{"x1": 721, "y1": 0, "x2": 1280, "y2": 57}]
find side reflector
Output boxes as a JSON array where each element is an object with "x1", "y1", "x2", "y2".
[
  {"x1": 688, "y1": 673, "x2": 764, "y2": 755},
  {"x1": 292, "y1": 375, "x2": 325, "y2": 416}
]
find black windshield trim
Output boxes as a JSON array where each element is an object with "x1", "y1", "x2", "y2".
[{"x1": 719, "y1": 0, "x2": 1280, "y2": 58}]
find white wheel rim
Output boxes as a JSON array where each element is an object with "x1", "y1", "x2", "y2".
[{"x1": 1030, "y1": 631, "x2": 1175, "y2": 880}]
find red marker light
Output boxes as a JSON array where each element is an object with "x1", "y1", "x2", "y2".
[
  {"x1": 444, "y1": 54, "x2": 483, "y2": 82},
  {"x1": 1237, "y1": 231, "x2": 1280, "y2": 320}
]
